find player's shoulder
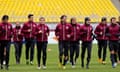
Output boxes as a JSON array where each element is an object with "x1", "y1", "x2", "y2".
[
  {"x1": 23, "y1": 21, "x2": 29, "y2": 25},
  {"x1": 66, "y1": 23, "x2": 71, "y2": 25},
  {"x1": 76, "y1": 23, "x2": 81, "y2": 26},
  {"x1": 56, "y1": 23, "x2": 61, "y2": 27},
  {"x1": 45, "y1": 24, "x2": 49, "y2": 28},
  {"x1": 89, "y1": 24, "x2": 93, "y2": 27},
  {"x1": 33, "y1": 22, "x2": 37, "y2": 25},
  {"x1": 0, "y1": 22, "x2": 2, "y2": 26},
  {"x1": 13, "y1": 27, "x2": 16, "y2": 31},
  {"x1": 44, "y1": 24, "x2": 48, "y2": 26},
  {"x1": 66, "y1": 23, "x2": 72, "y2": 27},
  {"x1": 81, "y1": 24, "x2": 86, "y2": 27},
  {"x1": 8, "y1": 22, "x2": 12, "y2": 26}
]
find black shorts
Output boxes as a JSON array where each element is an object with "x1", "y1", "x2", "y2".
[{"x1": 109, "y1": 41, "x2": 119, "y2": 52}]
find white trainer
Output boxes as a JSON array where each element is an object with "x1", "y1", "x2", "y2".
[
  {"x1": 42, "y1": 66, "x2": 47, "y2": 69},
  {"x1": 72, "y1": 65, "x2": 75, "y2": 68},
  {"x1": 37, "y1": 66, "x2": 41, "y2": 70}
]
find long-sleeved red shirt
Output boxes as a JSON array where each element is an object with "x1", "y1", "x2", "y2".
[
  {"x1": 35, "y1": 24, "x2": 50, "y2": 42},
  {"x1": 55, "y1": 23, "x2": 72, "y2": 41},
  {"x1": 22, "y1": 21, "x2": 37, "y2": 39},
  {"x1": 0, "y1": 22, "x2": 13, "y2": 41}
]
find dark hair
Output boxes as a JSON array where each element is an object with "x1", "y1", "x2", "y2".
[
  {"x1": 70, "y1": 17, "x2": 76, "y2": 24},
  {"x1": 101, "y1": 17, "x2": 107, "y2": 22},
  {"x1": 119, "y1": 16, "x2": 120, "y2": 18},
  {"x1": 2, "y1": 15, "x2": 9, "y2": 21},
  {"x1": 60, "y1": 15, "x2": 67, "y2": 19},
  {"x1": 28, "y1": 14, "x2": 33, "y2": 18},
  {"x1": 84, "y1": 17, "x2": 90, "y2": 24},
  {"x1": 110, "y1": 17, "x2": 116, "y2": 22},
  {"x1": 85, "y1": 17, "x2": 90, "y2": 21}
]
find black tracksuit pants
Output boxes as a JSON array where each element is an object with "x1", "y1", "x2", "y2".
[
  {"x1": 36, "y1": 41, "x2": 48, "y2": 66},
  {"x1": 97, "y1": 40, "x2": 107, "y2": 61},
  {"x1": 25, "y1": 38, "x2": 35, "y2": 61},
  {"x1": 0, "y1": 40, "x2": 11, "y2": 67},
  {"x1": 58, "y1": 41, "x2": 70, "y2": 66},
  {"x1": 118, "y1": 41, "x2": 120, "y2": 61},
  {"x1": 14, "y1": 41, "x2": 23, "y2": 63},
  {"x1": 81, "y1": 41, "x2": 92, "y2": 67},
  {"x1": 109, "y1": 41, "x2": 119, "y2": 65},
  {"x1": 70, "y1": 41, "x2": 80, "y2": 65}
]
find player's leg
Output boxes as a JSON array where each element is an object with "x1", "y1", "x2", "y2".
[
  {"x1": 70, "y1": 42, "x2": 75, "y2": 67},
  {"x1": 25, "y1": 39, "x2": 30, "y2": 64},
  {"x1": 97, "y1": 40, "x2": 102, "y2": 63},
  {"x1": 36, "y1": 41, "x2": 42, "y2": 69},
  {"x1": 86, "y1": 42, "x2": 92, "y2": 69},
  {"x1": 18, "y1": 42, "x2": 23, "y2": 63},
  {"x1": 81, "y1": 42, "x2": 86, "y2": 68},
  {"x1": 30, "y1": 39, "x2": 35, "y2": 65},
  {"x1": 58, "y1": 41, "x2": 64, "y2": 67},
  {"x1": 63, "y1": 41, "x2": 69, "y2": 69},
  {"x1": 102, "y1": 40, "x2": 107, "y2": 64},
  {"x1": 14, "y1": 42, "x2": 19, "y2": 64},
  {"x1": 118, "y1": 44, "x2": 120, "y2": 63},
  {"x1": 75, "y1": 41, "x2": 80, "y2": 64},
  {"x1": 5, "y1": 41, "x2": 11, "y2": 70},
  {"x1": 3, "y1": 48, "x2": 6, "y2": 65},
  {"x1": 109, "y1": 41, "x2": 116, "y2": 68},
  {"x1": 0, "y1": 41, "x2": 5, "y2": 69},
  {"x1": 114, "y1": 42, "x2": 119, "y2": 66},
  {"x1": 42, "y1": 41, "x2": 48, "y2": 69}
]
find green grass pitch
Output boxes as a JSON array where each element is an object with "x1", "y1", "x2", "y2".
[{"x1": 0, "y1": 44, "x2": 120, "y2": 72}]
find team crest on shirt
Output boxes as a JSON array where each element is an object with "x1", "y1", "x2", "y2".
[
  {"x1": 8, "y1": 26, "x2": 11, "y2": 29},
  {"x1": 66, "y1": 26, "x2": 69, "y2": 29},
  {"x1": 89, "y1": 27, "x2": 92, "y2": 31},
  {"x1": 33, "y1": 25, "x2": 36, "y2": 27},
  {"x1": 77, "y1": 26, "x2": 79, "y2": 30},
  {"x1": 45, "y1": 27, "x2": 47, "y2": 30}
]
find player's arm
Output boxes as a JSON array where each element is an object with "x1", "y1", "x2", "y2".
[
  {"x1": 55, "y1": 25, "x2": 59, "y2": 38},
  {"x1": 22, "y1": 23, "x2": 31, "y2": 33},
  {"x1": 94, "y1": 26, "x2": 102, "y2": 36},
  {"x1": 46, "y1": 26, "x2": 50, "y2": 36}
]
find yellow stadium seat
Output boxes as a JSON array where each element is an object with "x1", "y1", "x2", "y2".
[{"x1": 0, "y1": 0, "x2": 119, "y2": 22}]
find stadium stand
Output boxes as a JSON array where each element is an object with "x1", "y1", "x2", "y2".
[{"x1": 0, "y1": 0, "x2": 119, "y2": 22}]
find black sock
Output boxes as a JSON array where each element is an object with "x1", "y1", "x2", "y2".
[
  {"x1": 110, "y1": 54, "x2": 115, "y2": 65},
  {"x1": 59, "y1": 56, "x2": 62, "y2": 64},
  {"x1": 114, "y1": 54, "x2": 117, "y2": 62},
  {"x1": 118, "y1": 51, "x2": 120, "y2": 61},
  {"x1": 81, "y1": 59, "x2": 84, "y2": 67},
  {"x1": 63, "y1": 57, "x2": 68, "y2": 66},
  {"x1": 43, "y1": 56, "x2": 46, "y2": 66},
  {"x1": 87, "y1": 58, "x2": 90, "y2": 66}
]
